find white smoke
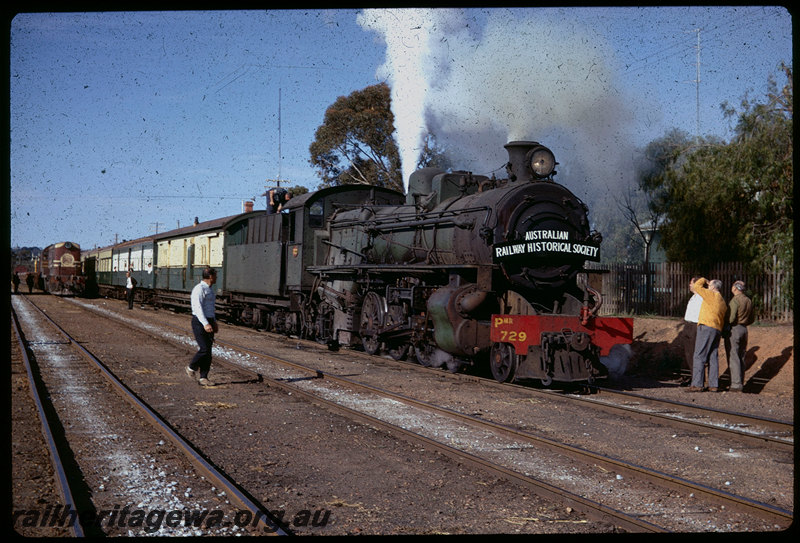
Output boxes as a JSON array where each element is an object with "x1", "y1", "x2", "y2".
[
  {"x1": 356, "y1": 9, "x2": 446, "y2": 188},
  {"x1": 600, "y1": 343, "x2": 632, "y2": 379},
  {"x1": 358, "y1": 8, "x2": 638, "y2": 196}
]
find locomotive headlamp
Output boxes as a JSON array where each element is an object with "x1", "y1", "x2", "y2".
[{"x1": 527, "y1": 146, "x2": 557, "y2": 178}]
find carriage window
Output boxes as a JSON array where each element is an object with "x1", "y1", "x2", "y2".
[{"x1": 309, "y1": 201, "x2": 324, "y2": 228}]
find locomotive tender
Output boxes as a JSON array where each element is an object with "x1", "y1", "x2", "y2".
[{"x1": 81, "y1": 140, "x2": 631, "y2": 385}]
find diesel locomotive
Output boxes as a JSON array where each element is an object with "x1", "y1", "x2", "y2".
[
  {"x1": 79, "y1": 140, "x2": 631, "y2": 385},
  {"x1": 41, "y1": 241, "x2": 84, "y2": 295}
]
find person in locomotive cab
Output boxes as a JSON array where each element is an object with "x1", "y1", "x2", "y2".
[
  {"x1": 125, "y1": 269, "x2": 137, "y2": 309},
  {"x1": 687, "y1": 278, "x2": 728, "y2": 392},
  {"x1": 724, "y1": 281, "x2": 754, "y2": 392},
  {"x1": 266, "y1": 187, "x2": 290, "y2": 214},
  {"x1": 680, "y1": 276, "x2": 703, "y2": 386},
  {"x1": 186, "y1": 267, "x2": 218, "y2": 387}
]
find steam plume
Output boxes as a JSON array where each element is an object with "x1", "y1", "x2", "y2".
[{"x1": 358, "y1": 8, "x2": 638, "y2": 197}]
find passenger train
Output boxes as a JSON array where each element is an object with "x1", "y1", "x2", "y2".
[{"x1": 75, "y1": 141, "x2": 632, "y2": 385}]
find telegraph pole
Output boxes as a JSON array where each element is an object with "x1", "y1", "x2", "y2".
[{"x1": 263, "y1": 88, "x2": 285, "y2": 210}]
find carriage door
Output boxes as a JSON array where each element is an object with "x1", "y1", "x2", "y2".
[{"x1": 185, "y1": 243, "x2": 195, "y2": 290}]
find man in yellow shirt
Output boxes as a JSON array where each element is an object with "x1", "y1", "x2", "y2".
[{"x1": 688, "y1": 277, "x2": 728, "y2": 392}]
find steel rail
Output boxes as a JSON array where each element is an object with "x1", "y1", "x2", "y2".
[
  {"x1": 65, "y1": 298, "x2": 795, "y2": 530},
  {"x1": 300, "y1": 328, "x2": 793, "y2": 450},
  {"x1": 574, "y1": 386, "x2": 793, "y2": 449},
  {"x1": 11, "y1": 304, "x2": 85, "y2": 537},
  {"x1": 207, "y1": 344, "x2": 668, "y2": 533},
  {"x1": 215, "y1": 336, "x2": 793, "y2": 530},
  {"x1": 19, "y1": 297, "x2": 287, "y2": 536},
  {"x1": 363, "y1": 350, "x2": 794, "y2": 451},
  {"x1": 62, "y1": 298, "x2": 663, "y2": 532},
  {"x1": 381, "y1": 355, "x2": 794, "y2": 449}
]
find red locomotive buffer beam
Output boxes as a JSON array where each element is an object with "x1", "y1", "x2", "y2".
[
  {"x1": 489, "y1": 314, "x2": 633, "y2": 384},
  {"x1": 491, "y1": 314, "x2": 633, "y2": 356}
]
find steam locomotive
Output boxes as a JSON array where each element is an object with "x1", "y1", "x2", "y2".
[
  {"x1": 310, "y1": 141, "x2": 632, "y2": 384},
  {"x1": 80, "y1": 140, "x2": 631, "y2": 385}
]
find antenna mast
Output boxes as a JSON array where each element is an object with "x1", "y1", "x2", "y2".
[
  {"x1": 264, "y1": 88, "x2": 284, "y2": 208},
  {"x1": 692, "y1": 28, "x2": 701, "y2": 140}
]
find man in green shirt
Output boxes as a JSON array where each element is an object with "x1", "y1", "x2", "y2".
[{"x1": 725, "y1": 281, "x2": 754, "y2": 392}]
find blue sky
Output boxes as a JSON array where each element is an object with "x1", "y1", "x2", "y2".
[{"x1": 9, "y1": 8, "x2": 792, "y2": 249}]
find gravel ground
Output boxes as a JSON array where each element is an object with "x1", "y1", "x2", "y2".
[{"x1": 11, "y1": 294, "x2": 794, "y2": 534}]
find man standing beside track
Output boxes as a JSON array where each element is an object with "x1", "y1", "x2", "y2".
[
  {"x1": 725, "y1": 280, "x2": 754, "y2": 392},
  {"x1": 186, "y1": 267, "x2": 218, "y2": 387},
  {"x1": 126, "y1": 270, "x2": 137, "y2": 309},
  {"x1": 687, "y1": 277, "x2": 728, "y2": 392},
  {"x1": 681, "y1": 276, "x2": 703, "y2": 385}
]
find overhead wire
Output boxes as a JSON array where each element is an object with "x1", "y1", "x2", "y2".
[{"x1": 622, "y1": 7, "x2": 778, "y2": 77}]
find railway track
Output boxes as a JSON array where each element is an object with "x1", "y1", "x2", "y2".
[
  {"x1": 15, "y1": 294, "x2": 627, "y2": 535},
  {"x1": 49, "y1": 296, "x2": 794, "y2": 532},
  {"x1": 571, "y1": 385, "x2": 792, "y2": 451},
  {"x1": 10, "y1": 295, "x2": 287, "y2": 536},
  {"x1": 207, "y1": 337, "x2": 794, "y2": 532},
  {"x1": 359, "y1": 345, "x2": 794, "y2": 451}
]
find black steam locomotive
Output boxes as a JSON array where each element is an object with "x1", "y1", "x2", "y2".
[
  {"x1": 309, "y1": 141, "x2": 631, "y2": 384},
  {"x1": 82, "y1": 141, "x2": 631, "y2": 385}
]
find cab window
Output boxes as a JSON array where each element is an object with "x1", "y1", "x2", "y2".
[{"x1": 309, "y1": 200, "x2": 324, "y2": 228}]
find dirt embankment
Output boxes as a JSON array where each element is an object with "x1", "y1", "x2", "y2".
[{"x1": 627, "y1": 317, "x2": 793, "y2": 396}]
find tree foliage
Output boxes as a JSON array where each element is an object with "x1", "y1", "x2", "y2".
[
  {"x1": 308, "y1": 83, "x2": 403, "y2": 192},
  {"x1": 651, "y1": 63, "x2": 792, "y2": 271},
  {"x1": 416, "y1": 133, "x2": 453, "y2": 171}
]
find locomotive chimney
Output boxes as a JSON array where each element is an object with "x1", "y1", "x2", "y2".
[
  {"x1": 504, "y1": 141, "x2": 539, "y2": 182},
  {"x1": 244, "y1": 200, "x2": 254, "y2": 213}
]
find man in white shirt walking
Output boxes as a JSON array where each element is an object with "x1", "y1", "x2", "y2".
[{"x1": 186, "y1": 268, "x2": 218, "y2": 386}]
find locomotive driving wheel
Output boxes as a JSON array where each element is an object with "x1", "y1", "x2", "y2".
[
  {"x1": 490, "y1": 342, "x2": 518, "y2": 383},
  {"x1": 359, "y1": 291, "x2": 385, "y2": 355}
]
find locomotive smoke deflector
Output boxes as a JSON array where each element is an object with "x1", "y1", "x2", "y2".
[{"x1": 504, "y1": 141, "x2": 557, "y2": 181}]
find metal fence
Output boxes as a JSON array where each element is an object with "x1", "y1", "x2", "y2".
[{"x1": 585, "y1": 258, "x2": 793, "y2": 323}]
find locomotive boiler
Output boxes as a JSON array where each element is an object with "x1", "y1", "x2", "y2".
[{"x1": 309, "y1": 141, "x2": 632, "y2": 384}]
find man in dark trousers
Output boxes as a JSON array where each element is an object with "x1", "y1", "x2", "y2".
[
  {"x1": 688, "y1": 277, "x2": 728, "y2": 392},
  {"x1": 125, "y1": 270, "x2": 137, "y2": 309},
  {"x1": 186, "y1": 268, "x2": 218, "y2": 386},
  {"x1": 680, "y1": 276, "x2": 703, "y2": 385},
  {"x1": 725, "y1": 280, "x2": 754, "y2": 392}
]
